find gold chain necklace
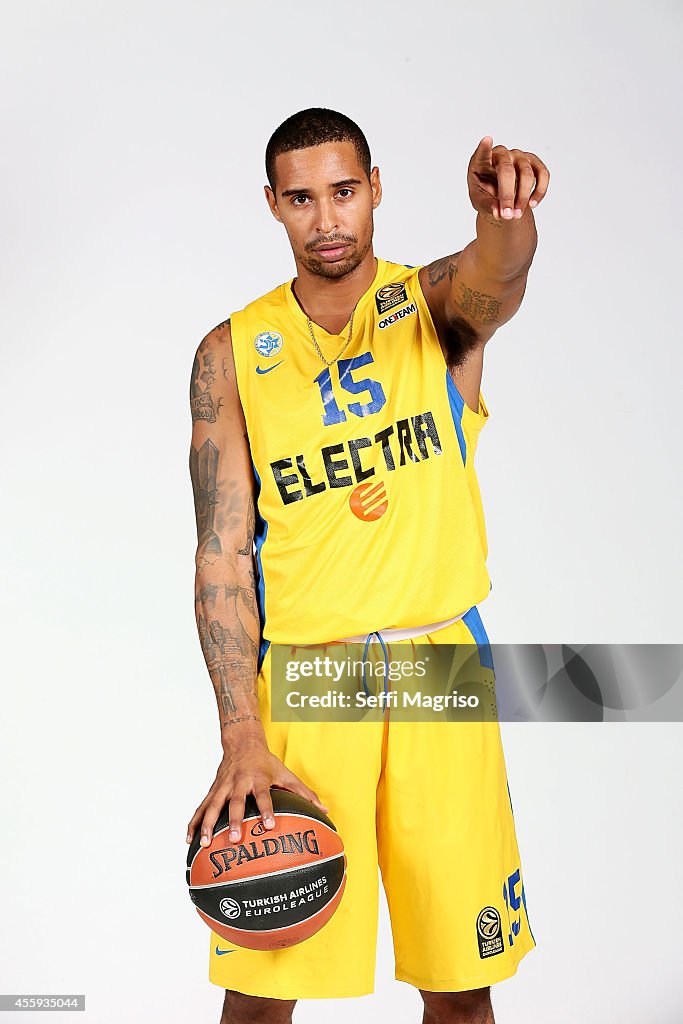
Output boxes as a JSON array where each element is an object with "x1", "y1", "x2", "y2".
[{"x1": 306, "y1": 303, "x2": 358, "y2": 366}]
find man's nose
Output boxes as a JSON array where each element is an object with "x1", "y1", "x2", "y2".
[{"x1": 316, "y1": 199, "x2": 338, "y2": 235}]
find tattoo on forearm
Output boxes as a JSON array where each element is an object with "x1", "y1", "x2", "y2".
[
  {"x1": 195, "y1": 577, "x2": 261, "y2": 720},
  {"x1": 237, "y1": 494, "x2": 255, "y2": 556},
  {"x1": 481, "y1": 212, "x2": 504, "y2": 229},
  {"x1": 193, "y1": 478, "x2": 261, "y2": 724}
]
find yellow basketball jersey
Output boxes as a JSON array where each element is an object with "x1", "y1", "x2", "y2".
[{"x1": 229, "y1": 258, "x2": 491, "y2": 655}]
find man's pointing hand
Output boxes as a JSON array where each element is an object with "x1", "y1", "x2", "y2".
[{"x1": 468, "y1": 136, "x2": 550, "y2": 221}]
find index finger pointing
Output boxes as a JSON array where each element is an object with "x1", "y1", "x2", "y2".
[{"x1": 473, "y1": 135, "x2": 493, "y2": 163}]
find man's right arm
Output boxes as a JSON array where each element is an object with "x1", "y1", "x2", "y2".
[
  {"x1": 189, "y1": 319, "x2": 263, "y2": 743},
  {"x1": 186, "y1": 320, "x2": 328, "y2": 849}
]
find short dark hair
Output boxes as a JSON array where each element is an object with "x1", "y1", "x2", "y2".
[{"x1": 265, "y1": 107, "x2": 372, "y2": 192}]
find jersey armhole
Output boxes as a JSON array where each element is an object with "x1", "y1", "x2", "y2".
[{"x1": 410, "y1": 266, "x2": 490, "y2": 431}]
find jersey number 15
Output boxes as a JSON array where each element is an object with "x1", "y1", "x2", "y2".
[{"x1": 314, "y1": 352, "x2": 387, "y2": 426}]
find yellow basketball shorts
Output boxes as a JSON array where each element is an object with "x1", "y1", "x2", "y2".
[{"x1": 207, "y1": 607, "x2": 536, "y2": 998}]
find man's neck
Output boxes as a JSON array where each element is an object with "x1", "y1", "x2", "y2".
[{"x1": 291, "y1": 251, "x2": 378, "y2": 335}]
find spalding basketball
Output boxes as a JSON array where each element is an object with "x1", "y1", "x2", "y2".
[{"x1": 186, "y1": 787, "x2": 346, "y2": 950}]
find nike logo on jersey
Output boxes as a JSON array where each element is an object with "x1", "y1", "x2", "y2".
[
  {"x1": 256, "y1": 361, "x2": 284, "y2": 374},
  {"x1": 215, "y1": 946, "x2": 236, "y2": 955}
]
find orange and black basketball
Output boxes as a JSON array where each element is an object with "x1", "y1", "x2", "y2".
[{"x1": 186, "y1": 787, "x2": 346, "y2": 950}]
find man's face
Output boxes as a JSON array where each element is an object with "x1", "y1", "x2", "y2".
[{"x1": 265, "y1": 140, "x2": 382, "y2": 280}]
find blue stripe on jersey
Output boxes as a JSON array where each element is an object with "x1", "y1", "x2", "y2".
[
  {"x1": 522, "y1": 881, "x2": 536, "y2": 945},
  {"x1": 462, "y1": 604, "x2": 494, "y2": 671},
  {"x1": 445, "y1": 368, "x2": 467, "y2": 466},
  {"x1": 505, "y1": 778, "x2": 537, "y2": 943},
  {"x1": 251, "y1": 460, "x2": 270, "y2": 672}
]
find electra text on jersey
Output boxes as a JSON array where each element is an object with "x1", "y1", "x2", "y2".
[{"x1": 270, "y1": 409, "x2": 443, "y2": 505}]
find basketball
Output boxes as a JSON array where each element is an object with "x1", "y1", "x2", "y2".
[{"x1": 186, "y1": 787, "x2": 346, "y2": 950}]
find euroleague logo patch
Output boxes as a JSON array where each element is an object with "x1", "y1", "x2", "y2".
[
  {"x1": 476, "y1": 906, "x2": 504, "y2": 959},
  {"x1": 375, "y1": 282, "x2": 408, "y2": 314},
  {"x1": 254, "y1": 331, "x2": 283, "y2": 357},
  {"x1": 349, "y1": 480, "x2": 388, "y2": 521}
]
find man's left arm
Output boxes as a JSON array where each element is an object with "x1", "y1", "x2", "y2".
[{"x1": 418, "y1": 136, "x2": 550, "y2": 412}]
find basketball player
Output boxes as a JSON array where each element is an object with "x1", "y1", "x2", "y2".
[{"x1": 186, "y1": 108, "x2": 549, "y2": 1023}]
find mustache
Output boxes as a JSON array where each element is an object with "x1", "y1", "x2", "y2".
[{"x1": 304, "y1": 233, "x2": 357, "y2": 252}]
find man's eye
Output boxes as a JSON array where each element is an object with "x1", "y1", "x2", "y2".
[
  {"x1": 337, "y1": 189, "x2": 353, "y2": 198},
  {"x1": 292, "y1": 195, "x2": 309, "y2": 205}
]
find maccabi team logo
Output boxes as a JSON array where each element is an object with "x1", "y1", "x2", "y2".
[
  {"x1": 375, "y1": 282, "x2": 408, "y2": 314},
  {"x1": 254, "y1": 331, "x2": 284, "y2": 357}
]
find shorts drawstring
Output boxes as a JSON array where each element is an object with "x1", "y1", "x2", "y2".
[{"x1": 361, "y1": 630, "x2": 390, "y2": 698}]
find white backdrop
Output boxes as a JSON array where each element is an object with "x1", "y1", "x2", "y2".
[{"x1": 1, "y1": 1, "x2": 682, "y2": 1022}]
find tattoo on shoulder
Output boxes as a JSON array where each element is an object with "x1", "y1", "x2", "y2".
[
  {"x1": 190, "y1": 325, "x2": 231, "y2": 423},
  {"x1": 213, "y1": 320, "x2": 237, "y2": 384},
  {"x1": 191, "y1": 335, "x2": 223, "y2": 424},
  {"x1": 427, "y1": 253, "x2": 462, "y2": 287}
]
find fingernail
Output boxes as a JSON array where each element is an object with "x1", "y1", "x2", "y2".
[
  {"x1": 200, "y1": 835, "x2": 209, "y2": 846},
  {"x1": 265, "y1": 817, "x2": 275, "y2": 828},
  {"x1": 529, "y1": 199, "x2": 538, "y2": 208},
  {"x1": 502, "y1": 207, "x2": 513, "y2": 219},
  {"x1": 229, "y1": 829, "x2": 240, "y2": 841},
  {"x1": 514, "y1": 208, "x2": 522, "y2": 218},
  {"x1": 186, "y1": 834, "x2": 192, "y2": 844}
]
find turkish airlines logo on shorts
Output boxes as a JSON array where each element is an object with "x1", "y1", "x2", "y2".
[
  {"x1": 349, "y1": 480, "x2": 388, "y2": 521},
  {"x1": 476, "y1": 906, "x2": 504, "y2": 959}
]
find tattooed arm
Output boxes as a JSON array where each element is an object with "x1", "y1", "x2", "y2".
[
  {"x1": 418, "y1": 137, "x2": 545, "y2": 412},
  {"x1": 189, "y1": 319, "x2": 262, "y2": 740},
  {"x1": 186, "y1": 320, "x2": 327, "y2": 849},
  {"x1": 418, "y1": 219, "x2": 536, "y2": 414}
]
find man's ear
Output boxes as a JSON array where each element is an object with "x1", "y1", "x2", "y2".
[
  {"x1": 370, "y1": 166, "x2": 382, "y2": 210},
  {"x1": 264, "y1": 185, "x2": 283, "y2": 223}
]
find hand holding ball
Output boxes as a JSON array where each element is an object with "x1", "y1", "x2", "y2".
[{"x1": 186, "y1": 788, "x2": 346, "y2": 950}]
